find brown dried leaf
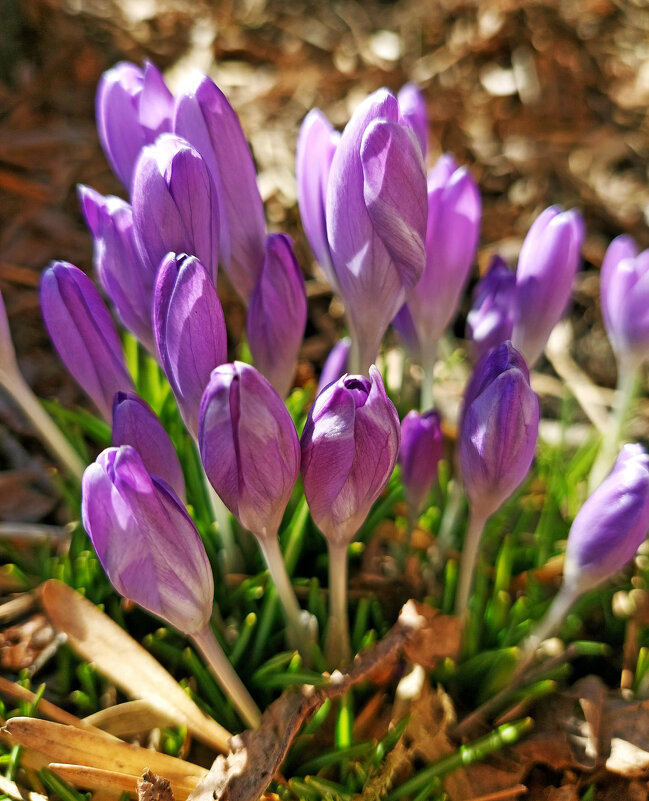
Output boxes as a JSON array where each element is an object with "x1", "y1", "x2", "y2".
[
  {"x1": 0, "y1": 613, "x2": 55, "y2": 672},
  {"x1": 402, "y1": 602, "x2": 462, "y2": 668},
  {"x1": 138, "y1": 770, "x2": 175, "y2": 801},
  {"x1": 83, "y1": 700, "x2": 175, "y2": 738},
  {"x1": 0, "y1": 775, "x2": 48, "y2": 801}
]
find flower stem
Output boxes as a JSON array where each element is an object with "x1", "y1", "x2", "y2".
[
  {"x1": 419, "y1": 338, "x2": 438, "y2": 412},
  {"x1": 1, "y1": 369, "x2": 85, "y2": 481},
  {"x1": 326, "y1": 542, "x2": 351, "y2": 668},
  {"x1": 455, "y1": 506, "x2": 489, "y2": 619},
  {"x1": 191, "y1": 623, "x2": 261, "y2": 730},
  {"x1": 588, "y1": 356, "x2": 640, "y2": 493},
  {"x1": 515, "y1": 582, "x2": 577, "y2": 677},
  {"x1": 258, "y1": 535, "x2": 313, "y2": 664}
]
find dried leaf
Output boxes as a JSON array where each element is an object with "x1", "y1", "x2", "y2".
[
  {"x1": 83, "y1": 700, "x2": 175, "y2": 738},
  {"x1": 138, "y1": 771, "x2": 175, "y2": 801},
  {"x1": 0, "y1": 775, "x2": 48, "y2": 801},
  {"x1": 40, "y1": 580, "x2": 230, "y2": 752},
  {"x1": 0, "y1": 675, "x2": 87, "y2": 728},
  {"x1": 402, "y1": 602, "x2": 462, "y2": 668},
  {"x1": 51, "y1": 765, "x2": 192, "y2": 801}
]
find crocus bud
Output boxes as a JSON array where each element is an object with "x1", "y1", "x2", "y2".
[
  {"x1": 399, "y1": 410, "x2": 443, "y2": 513},
  {"x1": 397, "y1": 83, "x2": 427, "y2": 158},
  {"x1": 96, "y1": 61, "x2": 173, "y2": 189},
  {"x1": 301, "y1": 365, "x2": 400, "y2": 544},
  {"x1": 132, "y1": 134, "x2": 218, "y2": 280},
  {"x1": 153, "y1": 254, "x2": 227, "y2": 438},
  {"x1": 460, "y1": 342, "x2": 539, "y2": 518},
  {"x1": 511, "y1": 206, "x2": 584, "y2": 366},
  {"x1": 174, "y1": 75, "x2": 266, "y2": 302},
  {"x1": 600, "y1": 235, "x2": 649, "y2": 368},
  {"x1": 326, "y1": 89, "x2": 428, "y2": 373},
  {"x1": 296, "y1": 109, "x2": 340, "y2": 289},
  {"x1": 41, "y1": 262, "x2": 134, "y2": 421},
  {"x1": 247, "y1": 234, "x2": 307, "y2": 398},
  {"x1": 112, "y1": 391, "x2": 185, "y2": 501},
  {"x1": 199, "y1": 362, "x2": 300, "y2": 538},
  {"x1": 78, "y1": 186, "x2": 154, "y2": 352},
  {"x1": 407, "y1": 154, "x2": 481, "y2": 347},
  {"x1": 466, "y1": 255, "x2": 516, "y2": 362},
  {"x1": 317, "y1": 337, "x2": 351, "y2": 395},
  {"x1": 565, "y1": 443, "x2": 649, "y2": 593},
  {"x1": 82, "y1": 446, "x2": 213, "y2": 634}
]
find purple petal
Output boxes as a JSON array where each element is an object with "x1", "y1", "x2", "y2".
[{"x1": 397, "y1": 83, "x2": 428, "y2": 157}]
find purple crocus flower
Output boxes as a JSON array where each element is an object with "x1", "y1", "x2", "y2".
[
  {"x1": 399, "y1": 409, "x2": 443, "y2": 513},
  {"x1": 296, "y1": 109, "x2": 340, "y2": 290},
  {"x1": 460, "y1": 341, "x2": 539, "y2": 519},
  {"x1": 600, "y1": 235, "x2": 649, "y2": 368},
  {"x1": 406, "y1": 154, "x2": 481, "y2": 351},
  {"x1": 199, "y1": 362, "x2": 300, "y2": 539},
  {"x1": 96, "y1": 61, "x2": 173, "y2": 189},
  {"x1": 41, "y1": 262, "x2": 134, "y2": 421},
  {"x1": 466, "y1": 255, "x2": 516, "y2": 362},
  {"x1": 317, "y1": 337, "x2": 351, "y2": 395},
  {"x1": 82, "y1": 445, "x2": 213, "y2": 634},
  {"x1": 301, "y1": 365, "x2": 400, "y2": 545},
  {"x1": 511, "y1": 205, "x2": 584, "y2": 366},
  {"x1": 174, "y1": 75, "x2": 266, "y2": 303},
  {"x1": 78, "y1": 186, "x2": 154, "y2": 352},
  {"x1": 397, "y1": 83, "x2": 427, "y2": 158},
  {"x1": 247, "y1": 234, "x2": 307, "y2": 398},
  {"x1": 131, "y1": 134, "x2": 219, "y2": 281},
  {"x1": 326, "y1": 89, "x2": 428, "y2": 373},
  {"x1": 153, "y1": 253, "x2": 227, "y2": 438},
  {"x1": 112, "y1": 391, "x2": 185, "y2": 501}
]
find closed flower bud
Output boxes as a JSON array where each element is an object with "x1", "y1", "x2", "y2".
[
  {"x1": 397, "y1": 83, "x2": 428, "y2": 158},
  {"x1": 132, "y1": 134, "x2": 218, "y2": 280},
  {"x1": 82, "y1": 446, "x2": 213, "y2": 634},
  {"x1": 78, "y1": 186, "x2": 154, "y2": 352},
  {"x1": 317, "y1": 337, "x2": 351, "y2": 395},
  {"x1": 96, "y1": 61, "x2": 173, "y2": 189},
  {"x1": 296, "y1": 109, "x2": 340, "y2": 290},
  {"x1": 600, "y1": 235, "x2": 649, "y2": 367},
  {"x1": 399, "y1": 410, "x2": 443, "y2": 512},
  {"x1": 112, "y1": 391, "x2": 185, "y2": 501},
  {"x1": 174, "y1": 75, "x2": 266, "y2": 302},
  {"x1": 407, "y1": 154, "x2": 481, "y2": 347},
  {"x1": 466, "y1": 255, "x2": 516, "y2": 361},
  {"x1": 41, "y1": 262, "x2": 134, "y2": 421},
  {"x1": 326, "y1": 89, "x2": 427, "y2": 373},
  {"x1": 460, "y1": 342, "x2": 539, "y2": 518},
  {"x1": 512, "y1": 205, "x2": 584, "y2": 366},
  {"x1": 199, "y1": 362, "x2": 300, "y2": 538},
  {"x1": 301, "y1": 365, "x2": 400, "y2": 545},
  {"x1": 154, "y1": 254, "x2": 227, "y2": 438},
  {"x1": 565, "y1": 444, "x2": 649, "y2": 593},
  {"x1": 247, "y1": 234, "x2": 307, "y2": 398}
]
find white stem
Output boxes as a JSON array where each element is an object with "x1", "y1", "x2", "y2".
[
  {"x1": 191, "y1": 624, "x2": 261, "y2": 730},
  {"x1": 258, "y1": 535, "x2": 313, "y2": 663},
  {"x1": 589, "y1": 357, "x2": 640, "y2": 493},
  {"x1": 515, "y1": 583, "x2": 577, "y2": 676},
  {"x1": 455, "y1": 507, "x2": 489, "y2": 619},
  {"x1": 1, "y1": 369, "x2": 85, "y2": 481},
  {"x1": 419, "y1": 338, "x2": 438, "y2": 412},
  {"x1": 326, "y1": 542, "x2": 351, "y2": 668}
]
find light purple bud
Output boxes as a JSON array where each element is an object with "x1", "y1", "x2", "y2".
[
  {"x1": 399, "y1": 409, "x2": 443, "y2": 512},
  {"x1": 407, "y1": 154, "x2": 481, "y2": 346},
  {"x1": 317, "y1": 337, "x2": 351, "y2": 395},
  {"x1": 296, "y1": 109, "x2": 340, "y2": 289},
  {"x1": 565, "y1": 444, "x2": 649, "y2": 592},
  {"x1": 112, "y1": 391, "x2": 185, "y2": 501},
  {"x1": 301, "y1": 365, "x2": 400, "y2": 544},
  {"x1": 326, "y1": 89, "x2": 427, "y2": 372},
  {"x1": 174, "y1": 75, "x2": 266, "y2": 303},
  {"x1": 600, "y1": 235, "x2": 649, "y2": 366},
  {"x1": 96, "y1": 61, "x2": 173, "y2": 189},
  {"x1": 397, "y1": 83, "x2": 427, "y2": 158},
  {"x1": 41, "y1": 262, "x2": 134, "y2": 421},
  {"x1": 153, "y1": 253, "x2": 227, "y2": 438},
  {"x1": 199, "y1": 362, "x2": 300, "y2": 538},
  {"x1": 460, "y1": 341, "x2": 539, "y2": 517},
  {"x1": 82, "y1": 445, "x2": 213, "y2": 634},
  {"x1": 247, "y1": 234, "x2": 307, "y2": 398},
  {"x1": 511, "y1": 205, "x2": 584, "y2": 366},
  {"x1": 78, "y1": 185, "x2": 154, "y2": 352},
  {"x1": 132, "y1": 134, "x2": 219, "y2": 281},
  {"x1": 466, "y1": 255, "x2": 516, "y2": 362}
]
